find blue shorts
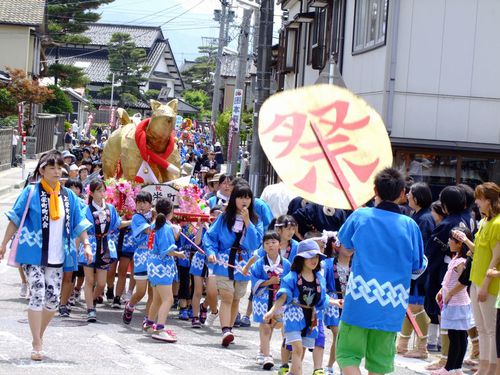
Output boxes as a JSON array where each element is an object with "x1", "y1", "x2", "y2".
[{"x1": 285, "y1": 331, "x2": 315, "y2": 349}]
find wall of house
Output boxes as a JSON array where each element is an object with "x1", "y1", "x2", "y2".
[
  {"x1": 391, "y1": 0, "x2": 500, "y2": 144},
  {"x1": 341, "y1": 0, "x2": 388, "y2": 117},
  {"x1": 0, "y1": 25, "x2": 31, "y2": 73}
]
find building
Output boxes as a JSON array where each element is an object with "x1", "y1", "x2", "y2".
[
  {"x1": 276, "y1": 0, "x2": 500, "y2": 189},
  {"x1": 47, "y1": 23, "x2": 197, "y2": 121},
  {"x1": 220, "y1": 54, "x2": 255, "y2": 113},
  {"x1": 0, "y1": 0, "x2": 44, "y2": 78}
]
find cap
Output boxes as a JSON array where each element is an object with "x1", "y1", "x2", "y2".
[
  {"x1": 78, "y1": 165, "x2": 88, "y2": 171},
  {"x1": 61, "y1": 150, "x2": 76, "y2": 162},
  {"x1": 296, "y1": 239, "x2": 326, "y2": 259},
  {"x1": 69, "y1": 164, "x2": 79, "y2": 171}
]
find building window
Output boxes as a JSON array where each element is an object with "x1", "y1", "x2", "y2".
[
  {"x1": 352, "y1": 0, "x2": 388, "y2": 54},
  {"x1": 284, "y1": 28, "x2": 298, "y2": 72},
  {"x1": 308, "y1": 7, "x2": 328, "y2": 70}
]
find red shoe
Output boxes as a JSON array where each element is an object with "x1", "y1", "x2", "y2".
[{"x1": 221, "y1": 331, "x2": 234, "y2": 347}]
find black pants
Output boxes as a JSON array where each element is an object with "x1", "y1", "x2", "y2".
[
  {"x1": 446, "y1": 329, "x2": 468, "y2": 370},
  {"x1": 496, "y1": 309, "x2": 500, "y2": 358},
  {"x1": 178, "y1": 266, "x2": 192, "y2": 300}
]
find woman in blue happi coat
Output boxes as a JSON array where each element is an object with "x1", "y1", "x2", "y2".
[
  {"x1": 1, "y1": 151, "x2": 92, "y2": 361},
  {"x1": 203, "y1": 183, "x2": 263, "y2": 347},
  {"x1": 264, "y1": 239, "x2": 342, "y2": 375},
  {"x1": 78, "y1": 179, "x2": 130, "y2": 322}
]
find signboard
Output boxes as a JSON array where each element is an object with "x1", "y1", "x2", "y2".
[
  {"x1": 231, "y1": 89, "x2": 243, "y2": 132},
  {"x1": 141, "y1": 176, "x2": 191, "y2": 206},
  {"x1": 176, "y1": 115, "x2": 183, "y2": 128}
]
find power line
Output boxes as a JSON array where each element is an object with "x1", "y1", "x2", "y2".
[{"x1": 41, "y1": 0, "x2": 207, "y2": 64}]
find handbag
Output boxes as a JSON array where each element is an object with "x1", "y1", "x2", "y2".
[{"x1": 8, "y1": 185, "x2": 34, "y2": 268}]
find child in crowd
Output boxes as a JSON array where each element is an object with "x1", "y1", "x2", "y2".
[
  {"x1": 79, "y1": 179, "x2": 129, "y2": 322},
  {"x1": 264, "y1": 239, "x2": 341, "y2": 375},
  {"x1": 177, "y1": 223, "x2": 195, "y2": 320},
  {"x1": 434, "y1": 227, "x2": 474, "y2": 375},
  {"x1": 251, "y1": 230, "x2": 292, "y2": 370},
  {"x1": 122, "y1": 192, "x2": 154, "y2": 326},
  {"x1": 145, "y1": 198, "x2": 186, "y2": 342}
]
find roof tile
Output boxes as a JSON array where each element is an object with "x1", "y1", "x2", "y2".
[{"x1": 0, "y1": 0, "x2": 45, "y2": 26}]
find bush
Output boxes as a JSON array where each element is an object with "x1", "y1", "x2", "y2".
[
  {"x1": 0, "y1": 115, "x2": 18, "y2": 128},
  {"x1": 43, "y1": 85, "x2": 73, "y2": 114}
]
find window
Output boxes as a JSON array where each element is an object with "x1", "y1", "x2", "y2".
[
  {"x1": 284, "y1": 28, "x2": 298, "y2": 72},
  {"x1": 308, "y1": 7, "x2": 328, "y2": 69},
  {"x1": 353, "y1": 0, "x2": 388, "y2": 54}
]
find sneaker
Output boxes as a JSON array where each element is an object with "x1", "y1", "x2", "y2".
[
  {"x1": 59, "y1": 304, "x2": 70, "y2": 318},
  {"x1": 206, "y1": 310, "x2": 219, "y2": 326},
  {"x1": 240, "y1": 315, "x2": 251, "y2": 327},
  {"x1": 324, "y1": 367, "x2": 334, "y2": 375},
  {"x1": 233, "y1": 313, "x2": 241, "y2": 328},
  {"x1": 87, "y1": 309, "x2": 97, "y2": 323},
  {"x1": 187, "y1": 306, "x2": 193, "y2": 319},
  {"x1": 122, "y1": 303, "x2": 134, "y2": 325},
  {"x1": 199, "y1": 304, "x2": 208, "y2": 324},
  {"x1": 20, "y1": 283, "x2": 29, "y2": 298},
  {"x1": 427, "y1": 344, "x2": 441, "y2": 353},
  {"x1": 179, "y1": 308, "x2": 190, "y2": 321},
  {"x1": 95, "y1": 296, "x2": 104, "y2": 305},
  {"x1": 105, "y1": 289, "x2": 114, "y2": 302},
  {"x1": 262, "y1": 356, "x2": 274, "y2": 370},
  {"x1": 172, "y1": 297, "x2": 179, "y2": 310},
  {"x1": 191, "y1": 317, "x2": 202, "y2": 329},
  {"x1": 122, "y1": 290, "x2": 132, "y2": 303},
  {"x1": 278, "y1": 365, "x2": 290, "y2": 375},
  {"x1": 112, "y1": 296, "x2": 121, "y2": 309},
  {"x1": 313, "y1": 369, "x2": 325, "y2": 375},
  {"x1": 255, "y1": 352, "x2": 265, "y2": 365},
  {"x1": 221, "y1": 331, "x2": 234, "y2": 347},
  {"x1": 152, "y1": 329, "x2": 177, "y2": 343}
]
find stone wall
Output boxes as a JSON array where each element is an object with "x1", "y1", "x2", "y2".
[{"x1": 0, "y1": 128, "x2": 13, "y2": 171}]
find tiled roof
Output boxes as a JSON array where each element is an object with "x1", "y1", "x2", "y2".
[
  {"x1": 0, "y1": 0, "x2": 45, "y2": 26},
  {"x1": 147, "y1": 42, "x2": 166, "y2": 71},
  {"x1": 47, "y1": 52, "x2": 111, "y2": 83},
  {"x1": 220, "y1": 55, "x2": 255, "y2": 78},
  {"x1": 92, "y1": 97, "x2": 150, "y2": 110},
  {"x1": 83, "y1": 23, "x2": 161, "y2": 48}
]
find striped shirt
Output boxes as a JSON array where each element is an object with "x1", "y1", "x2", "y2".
[{"x1": 442, "y1": 257, "x2": 470, "y2": 306}]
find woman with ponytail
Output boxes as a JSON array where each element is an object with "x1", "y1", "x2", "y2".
[
  {"x1": 144, "y1": 198, "x2": 186, "y2": 343},
  {"x1": 0, "y1": 150, "x2": 92, "y2": 361}
]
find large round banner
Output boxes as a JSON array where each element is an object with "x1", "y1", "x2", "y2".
[{"x1": 259, "y1": 84, "x2": 393, "y2": 209}]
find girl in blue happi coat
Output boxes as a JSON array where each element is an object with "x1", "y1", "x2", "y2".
[
  {"x1": 122, "y1": 191, "x2": 154, "y2": 327},
  {"x1": 79, "y1": 179, "x2": 130, "y2": 322},
  {"x1": 189, "y1": 206, "x2": 223, "y2": 328},
  {"x1": 146, "y1": 198, "x2": 186, "y2": 343},
  {"x1": 203, "y1": 183, "x2": 264, "y2": 347},
  {"x1": 251, "y1": 230, "x2": 291, "y2": 370},
  {"x1": 264, "y1": 239, "x2": 342, "y2": 375}
]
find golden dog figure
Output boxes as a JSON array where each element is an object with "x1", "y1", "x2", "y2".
[{"x1": 102, "y1": 99, "x2": 181, "y2": 183}]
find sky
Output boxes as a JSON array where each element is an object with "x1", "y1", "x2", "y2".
[{"x1": 97, "y1": 0, "x2": 281, "y2": 67}]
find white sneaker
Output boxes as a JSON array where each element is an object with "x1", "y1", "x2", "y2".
[
  {"x1": 255, "y1": 352, "x2": 265, "y2": 365},
  {"x1": 152, "y1": 329, "x2": 177, "y2": 343},
  {"x1": 324, "y1": 367, "x2": 335, "y2": 375},
  {"x1": 20, "y1": 283, "x2": 28, "y2": 298},
  {"x1": 262, "y1": 356, "x2": 274, "y2": 370},
  {"x1": 206, "y1": 310, "x2": 219, "y2": 326}
]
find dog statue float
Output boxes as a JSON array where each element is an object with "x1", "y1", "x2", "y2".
[{"x1": 102, "y1": 99, "x2": 181, "y2": 184}]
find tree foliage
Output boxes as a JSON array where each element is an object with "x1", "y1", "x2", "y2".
[
  {"x1": 103, "y1": 33, "x2": 150, "y2": 107},
  {"x1": 43, "y1": 85, "x2": 73, "y2": 114},
  {"x1": 0, "y1": 88, "x2": 17, "y2": 117},
  {"x1": 183, "y1": 90, "x2": 210, "y2": 111},
  {"x1": 48, "y1": 64, "x2": 90, "y2": 88},
  {"x1": 181, "y1": 45, "x2": 217, "y2": 95}
]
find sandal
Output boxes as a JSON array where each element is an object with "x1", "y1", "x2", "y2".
[{"x1": 31, "y1": 350, "x2": 43, "y2": 361}]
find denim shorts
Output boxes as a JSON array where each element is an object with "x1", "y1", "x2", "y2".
[{"x1": 285, "y1": 330, "x2": 315, "y2": 349}]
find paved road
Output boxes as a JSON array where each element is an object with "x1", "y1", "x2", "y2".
[{"x1": 0, "y1": 189, "x2": 434, "y2": 375}]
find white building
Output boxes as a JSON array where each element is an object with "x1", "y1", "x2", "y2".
[{"x1": 277, "y1": 0, "x2": 500, "y2": 189}]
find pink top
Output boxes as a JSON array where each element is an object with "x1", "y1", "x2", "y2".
[{"x1": 442, "y1": 257, "x2": 470, "y2": 306}]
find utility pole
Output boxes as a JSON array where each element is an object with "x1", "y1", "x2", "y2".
[
  {"x1": 210, "y1": 1, "x2": 228, "y2": 133},
  {"x1": 248, "y1": 0, "x2": 274, "y2": 196},
  {"x1": 227, "y1": 8, "x2": 252, "y2": 176}
]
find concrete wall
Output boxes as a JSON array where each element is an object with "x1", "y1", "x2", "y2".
[
  {"x1": 0, "y1": 128, "x2": 14, "y2": 171},
  {"x1": 0, "y1": 25, "x2": 32, "y2": 73}
]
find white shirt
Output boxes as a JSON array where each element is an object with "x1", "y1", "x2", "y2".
[
  {"x1": 72, "y1": 122, "x2": 79, "y2": 133},
  {"x1": 48, "y1": 196, "x2": 65, "y2": 265},
  {"x1": 260, "y1": 182, "x2": 296, "y2": 218},
  {"x1": 12, "y1": 134, "x2": 18, "y2": 146}
]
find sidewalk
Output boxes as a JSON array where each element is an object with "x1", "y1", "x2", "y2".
[{"x1": 0, "y1": 159, "x2": 38, "y2": 196}]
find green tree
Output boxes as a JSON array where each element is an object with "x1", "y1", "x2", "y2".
[
  {"x1": 181, "y1": 45, "x2": 217, "y2": 96},
  {"x1": 0, "y1": 88, "x2": 17, "y2": 117},
  {"x1": 48, "y1": 64, "x2": 90, "y2": 88},
  {"x1": 144, "y1": 89, "x2": 160, "y2": 101},
  {"x1": 183, "y1": 89, "x2": 210, "y2": 111},
  {"x1": 216, "y1": 110, "x2": 231, "y2": 148},
  {"x1": 43, "y1": 85, "x2": 73, "y2": 114},
  {"x1": 42, "y1": 0, "x2": 115, "y2": 85},
  {"x1": 103, "y1": 33, "x2": 150, "y2": 106}
]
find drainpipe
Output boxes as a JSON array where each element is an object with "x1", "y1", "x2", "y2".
[{"x1": 385, "y1": 0, "x2": 401, "y2": 134}]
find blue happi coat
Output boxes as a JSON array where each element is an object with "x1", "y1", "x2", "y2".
[
  {"x1": 6, "y1": 184, "x2": 91, "y2": 268},
  {"x1": 78, "y1": 203, "x2": 121, "y2": 265},
  {"x1": 131, "y1": 213, "x2": 151, "y2": 274},
  {"x1": 203, "y1": 214, "x2": 263, "y2": 281},
  {"x1": 321, "y1": 258, "x2": 340, "y2": 327},
  {"x1": 189, "y1": 228, "x2": 214, "y2": 277},
  {"x1": 148, "y1": 223, "x2": 178, "y2": 286},
  {"x1": 256, "y1": 239, "x2": 299, "y2": 264},
  {"x1": 276, "y1": 271, "x2": 329, "y2": 337},
  {"x1": 251, "y1": 255, "x2": 291, "y2": 323}
]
